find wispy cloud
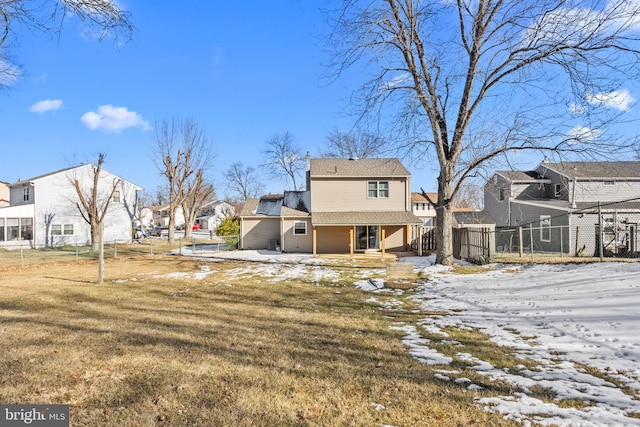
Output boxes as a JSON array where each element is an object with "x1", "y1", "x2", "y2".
[
  {"x1": 567, "y1": 125, "x2": 602, "y2": 144},
  {"x1": 81, "y1": 105, "x2": 151, "y2": 132},
  {"x1": 586, "y1": 89, "x2": 636, "y2": 112},
  {"x1": 0, "y1": 60, "x2": 21, "y2": 86},
  {"x1": 29, "y1": 99, "x2": 63, "y2": 113}
]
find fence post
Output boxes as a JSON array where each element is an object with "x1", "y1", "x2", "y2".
[
  {"x1": 518, "y1": 226, "x2": 523, "y2": 258},
  {"x1": 114, "y1": 239, "x2": 117, "y2": 258},
  {"x1": 529, "y1": 223, "x2": 534, "y2": 263},
  {"x1": 575, "y1": 226, "x2": 580, "y2": 256},
  {"x1": 150, "y1": 238, "x2": 153, "y2": 256},
  {"x1": 560, "y1": 226, "x2": 564, "y2": 257},
  {"x1": 598, "y1": 202, "x2": 604, "y2": 262},
  {"x1": 20, "y1": 246, "x2": 24, "y2": 269}
]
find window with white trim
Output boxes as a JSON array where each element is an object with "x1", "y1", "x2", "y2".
[
  {"x1": 554, "y1": 184, "x2": 561, "y2": 198},
  {"x1": 23, "y1": 187, "x2": 29, "y2": 201},
  {"x1": 368, "y1": 181, "x2": 389, "y2": 198},
  {"x1": 540, "y1": 215, "x2": 551, "y2": 242},
  {"x1": 52, "y1": 224, "x2": 75, "y2": 236},
  {"x1": 293, "y1": 221, "x2": 307, "y2": 235},
  {"x1": 112, "y1": 190, "x2": 121, "y2": 203}
]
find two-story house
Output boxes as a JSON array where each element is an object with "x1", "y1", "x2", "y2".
[
  {"x1": 484, "y1": 160, "x2": 640, "y2": 255},
  {"x1": 239, "y1": 157, "x2": 422, "y2": 256},
  {"x1": 0, "y1": 164, "x2": 142, "y2": 248}
]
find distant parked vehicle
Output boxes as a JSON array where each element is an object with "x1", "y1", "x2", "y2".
[
  {"x1": 150, "y1": 226, "x2": 164, "y2": 237},
  {"x1": 133, "y1": 226, "x2": 148, "y2": 239},
  {"x1": 192, "y1": 223, "x2": 201, "y2": 230}
]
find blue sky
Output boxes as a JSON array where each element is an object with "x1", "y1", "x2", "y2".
[
  {"x1": 1, "y1": 1, "x2": 411, "y2": 196},
  {"x1": 1, "y1": 1, "x2": 638, "y2": 200}
]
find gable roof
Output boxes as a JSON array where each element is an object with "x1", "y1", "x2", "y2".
[
  {"x1": 309, "y1": 158, "x2": 410, "y2": 178},
  {"x1": 10, "y1": 164, "x2": 143, "y2": 190},
  {"x1": 539, "y1": 161, "x2": 640, "y2": 179}
]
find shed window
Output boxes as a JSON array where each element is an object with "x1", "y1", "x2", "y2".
[
  {"x1": 540, "y1": 215, "x2": 551, "y2": 242},
  {"x1": 293, "y1": 221, "x2": 307, "y2": 235}
]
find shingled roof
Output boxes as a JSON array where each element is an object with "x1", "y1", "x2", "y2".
[
  {"x1": 540, "y1": 161, "x2": 640, "y2": 179},
  {"x1": 309, "y1": 158, "x2": 410, "y2": 178}
]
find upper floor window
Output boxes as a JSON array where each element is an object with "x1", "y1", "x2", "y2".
[
  {"x1": 499, "y1": 188, "x2": 506, "y2": 201},
  {"x1": 368, "y1": 181, "x2": 389, "y2": 198},
  {"x1": 23, "y1": 187, "x2": 29, "y2": 202},
  {"x1": 554, "y1": 184, "x2": 561, "y2": 198},
  {"x1": 112, "y1": 190, "x2": 121, "y2": 203},
  {"x1": 603, "y1": 181, "x2": 615, "y2": 186}
]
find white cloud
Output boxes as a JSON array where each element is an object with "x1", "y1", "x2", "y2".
[
  {"x1": 586, "y1": 89, "x2": 636, "y2": 111},
  {"x1": 0, "y1": 60, "x2": 21, "y2": 86},
  {"x1": 29, "y1": 99, "x2": 64, "y2": 113},
  {"x1": 81, "y1": 105, "x2": 151, "y2": 132},
  {"x1": 567, "y1": 125, "x2": 602, "y2": 144}
]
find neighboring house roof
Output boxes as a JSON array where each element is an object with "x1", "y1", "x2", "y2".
[
  {"x1": 411, "y1": 192, "x2": 438, "y2": 204},
  {"x1": 241, "y1": 192, "x2": 311, "y2": 218},
  {"x1": 540, "y1": 161, "x2": 640, "y2": 179},
  {"x1": 309, "y1": 158, "x2": 410, "y2": 178},
  {"x1": 496, "y1": 170, "x2": 547, "y2": 182},
  {"x1": 10, "y1": 164, "x2": 143, "y2": 190},
  {"x1": 312, "y1": 211, "x2": 422, "y2": 226},
  {"x1": 453, "y1": 211, "x2": 495, "y2": 226}
]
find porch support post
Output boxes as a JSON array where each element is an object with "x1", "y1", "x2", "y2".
[
  {"x1": 313, "y1": 226, "x2": 317, "y2": 257},
  {"x1": 349, "y1": 227, "x2": 354, "y2": 258},
  {"x1": 381, "y1": 227, "x2": 386, "y2": 257},
  {"x1": 406, "y1": 225, "x2": 411, "y2": 251}
]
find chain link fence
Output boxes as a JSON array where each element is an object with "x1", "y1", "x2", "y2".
[{"x1": 0, "y1": 234, "x2": 240, "y2": 270}]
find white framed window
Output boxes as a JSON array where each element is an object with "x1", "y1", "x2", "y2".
[
  {"x1": 112, "y1": 190, "x2": 121, "y2": 203},
  {"x1": 540, "y1": 215, "x2": 551, "y2": 242},
  {"x1": 51, "y1": 224, "x2": 62, "y2": 236},
  {"x1": 499, "y1": 188, "x2": 506, "y2": 201},
  {"x1": 52, "y1": 224, "x2": 75, "y2": 236},
  {"x1": 293, "y1": 221, "x2": 307, "y2": 235},
  {"x1": 554, "y1": 184, "x2": 561, "y2": 197},
  {"x1": 368, "y1": 181, "x2": 389, "y2": 198},
  {"x1": 23, "y1": 187, "x2": 29, "y2": 201}
]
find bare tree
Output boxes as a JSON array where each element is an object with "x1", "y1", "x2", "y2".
[
  {"x1": 153, "y1": 117, "x2": 214, "y2": 245},
  {"x1": 329, "y1": 0, "x2": 640, "y2": 265},
  {"x1": 0, "y1": 0, "x2": 133, "y2": 86},
  {"x1": 262, "y1": 131, "x2": 304, "y2": 190},
  {"x1": 181, "y1": 170, "x2": 216, "y2": 240},
  {"x1": 69, "y1": 153, "x2": 120, "y2": 284},
  {"x1": 223, "y1": 162, "x2": 265, "y2": 202},
  {"x1": 320, "y1": 129, "x2": 386, "y2": 159}
]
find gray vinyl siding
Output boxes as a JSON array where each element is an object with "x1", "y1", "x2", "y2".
[{"x1": 484, "y1": 174, "x2": 511, "y2": 226}]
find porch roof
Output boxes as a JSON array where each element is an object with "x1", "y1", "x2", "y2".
[{"x1": 311, "y1": 211, "x2": 422, "y2": 226}]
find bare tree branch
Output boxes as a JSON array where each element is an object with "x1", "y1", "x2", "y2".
[{"x1": 327, "y1": 0, "x2": 640, "y2": 265}]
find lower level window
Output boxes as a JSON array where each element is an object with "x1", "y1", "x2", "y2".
[
  {"x1": 52, "y1": 224, "x2": 75, "y2": 236},
  {"x1": 293, "y1": 221, "x2": 307, "y2": 235}
]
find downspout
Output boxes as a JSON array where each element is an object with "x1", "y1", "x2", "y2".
[{"x1": 280, "y1": 216, "x2": 284, "y2": 252}]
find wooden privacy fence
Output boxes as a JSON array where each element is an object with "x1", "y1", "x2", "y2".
[{"x1": 452, "y1": 227, "x2": 493, "y2": 263}]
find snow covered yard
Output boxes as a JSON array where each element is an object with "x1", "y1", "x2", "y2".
[
  {"x1": 187, "y1": 250, "x2": 640, "y2": 426},
  {"x1": 391, "y1": 258, "x2": 640, "y2": 426}
]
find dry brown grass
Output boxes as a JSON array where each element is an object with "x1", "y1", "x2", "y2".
[{"x1": 0, "y1": 255, "x2": 519, "y2": 426}]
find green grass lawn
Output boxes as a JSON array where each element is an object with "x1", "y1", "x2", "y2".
[{"x1": 0, "y1": 255, "x2": 519, "y2": 426}]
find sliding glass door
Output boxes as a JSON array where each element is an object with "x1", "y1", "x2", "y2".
[{"x1": 355, "y1": 225, "x2": 379, "y2": 250}]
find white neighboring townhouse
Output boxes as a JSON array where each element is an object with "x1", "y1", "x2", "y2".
[{"x1": 0, "y1": 164, "x2": 143, "y2": 248}]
